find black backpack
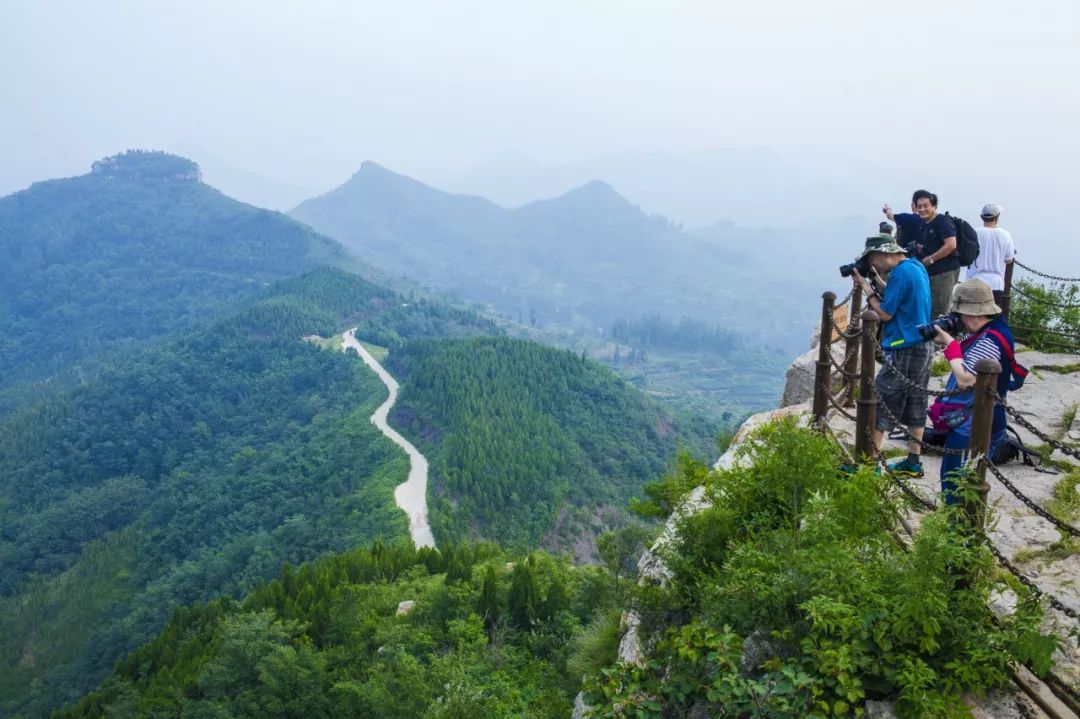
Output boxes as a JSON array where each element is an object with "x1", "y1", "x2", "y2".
[
  {"x1": 991, "y1": 425, "x2": 1054, "y2": 471},
  {"x1": 921, "y1": 425, "x2": 1052, "y2": 471},
  {"x1": 945, "y1": 212, "x2": 981, "y2": 267}
]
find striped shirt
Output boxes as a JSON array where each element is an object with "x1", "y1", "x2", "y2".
[{"x1": 962, "y1": 333, "x2": 1002, "y2": 373}]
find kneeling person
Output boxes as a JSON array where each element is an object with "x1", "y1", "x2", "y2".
[
  {"x1": 852, "y1": 234, "x2": 932, "y2": 475},
  {"x1": 930, "y1": 280, "x2": 1022, "y2": 504}
]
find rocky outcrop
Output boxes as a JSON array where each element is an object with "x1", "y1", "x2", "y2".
[
  {"x1": 779, "y1": 342, "x2": 850, "y2": 408},
  {"x1": 781, "y1": 300, "x2": 856, "y2": 407}
]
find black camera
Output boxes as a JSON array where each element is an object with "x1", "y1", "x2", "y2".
[
  {"x1": 839, "y1": 256, "x2": 872, "y2": 279},
  {"x1": 917, "y1": 313, "x2": 961, "y2": 341}
]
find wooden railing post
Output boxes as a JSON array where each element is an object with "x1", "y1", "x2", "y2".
[
  {"x1": 854, "y1": 310, "x2": 879, "y2": 462},
  {"x1": 1001, "y1": 260, "x2": 1015, "y2": 322},
  {"x1": 843, "y1": 284, "x2": 863, "y2": 407},
  {"x1": 965, "y1": 359, "x2": 1002, "y2": 529},
  {"x1": 812, "y1": 291, "x2": 837, "y2": 427}
]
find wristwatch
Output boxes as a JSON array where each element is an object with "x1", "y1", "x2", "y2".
[{"x1": 927, "y1": 257, "x2": 935, "y2": 265}]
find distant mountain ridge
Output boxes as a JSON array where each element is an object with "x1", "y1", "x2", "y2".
[
  {"x1": 289, "y1": 161, "x2": 827, "y2": 351},
  {"x1": 0, "y1": 150, "x2": 348, "y2": 406}
]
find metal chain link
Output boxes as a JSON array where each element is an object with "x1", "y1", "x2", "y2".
[
  {"x1": 1011, "y1": 283, "x2": 1080, "y2": 310},
  {"x1": 838, "y1": 325, "x2": 863, "y2": 340},
  {"x1": 1035, "y1": 339, "x2": 1080, "y2": 353},
  {"x1": 870, "y1": 333, "x2": 968, "y2": 398},
  {"x1": 829, "y1": 344, "x2": 861, "y2": 379},
  {"x1": 872, "y1": 387, "x2": 970, "y2": 455},
  {"x1": 1015, "y1": 260, "x2": 1080, "y2": 284},
  {"x1": 1010, "y1": 324, "x2": 1080, "y2": 341},
  {"x1": 986, "y1": 539, "x2": 1080, "y2": 622},
  {"x1": 832, "y1": 285, "x2": 856, "y2": 309},
  {"x1": 821, "y1": 419, "x2": 856, "y2": 465},
  {"x1": 888, "y1": 467, "x2": 937, "y2": 509},
  {"x1": 826, "y1": 390, "x2": 857, "y2": 422},
  {"x1": 987, "y1": 463, "x2": 1080, "y2": 539},
  {"x1": 1000, "y1": 399, "x2": 1080, "y2": 462}
]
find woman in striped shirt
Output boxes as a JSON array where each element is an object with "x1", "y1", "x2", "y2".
[{"x1": 931, "y1": 279, "x2": 1019, "y2": 505}]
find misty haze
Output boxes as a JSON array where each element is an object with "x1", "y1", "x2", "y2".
[{"x1": 2, "y1": 2, "x2": 1079, "y2": 718}]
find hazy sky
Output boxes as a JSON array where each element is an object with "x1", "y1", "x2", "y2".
[{"x1": 2, "y1": 0, "x2": 1078, "y2": 240}]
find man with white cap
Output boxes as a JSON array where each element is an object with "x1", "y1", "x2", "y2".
[{"x1": 965, "y1": 203, "x2": 1015, "y2": 307}]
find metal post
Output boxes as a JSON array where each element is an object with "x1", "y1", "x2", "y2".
[
  {"x1": 854, "y1": 310, "x2": 880, "y2": 462},
  {"x1": 812, "y1": 291, "x2": 837, "y2": 427},
  {"x1": 965, "y1": 359, "x2": 1002, "y2": 529},
  {"x1": 843, "y1": 284, "x2": 863, "y2": 407},
  {"x1": 1001, "y1": 260, "x2": 1015, "y2": 321}
]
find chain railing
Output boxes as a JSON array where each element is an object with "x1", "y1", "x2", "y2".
[
  {"x1": 1015, "y1": 260, "x2": 1080, "y2": 284},
  {"x1": 987, "y1": 463, "x2": 1080, "y2": 539},
  {"x1": 812, "y1": 280, "x2": 1080, "y2": 708},
  {"x1": 1001, "y1": 399, "x2": 1080, "y2": 463},
  {"x1": 986, "y1": 540, "x2": 1080, "y2": 622},
  {"x1": 1010, "y1": 283, "x2": 1080, "y2": 311}
]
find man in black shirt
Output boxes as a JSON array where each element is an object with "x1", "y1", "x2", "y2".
[{"x1": 910, "y1": 189, "x2": 959, "y2": 318}]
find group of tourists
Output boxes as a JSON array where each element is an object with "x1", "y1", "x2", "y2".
[{"x1": 849, "y1": 190, "x2": 1022, "y2": 503}]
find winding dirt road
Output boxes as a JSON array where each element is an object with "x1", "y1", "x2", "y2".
[{"x1": 342, "y1": 329, "x2": 435, "y2": 549}]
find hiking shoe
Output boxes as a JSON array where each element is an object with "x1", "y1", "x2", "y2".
[{"x1": 887, "y1": 458, "x2": 924, "y2": 478}]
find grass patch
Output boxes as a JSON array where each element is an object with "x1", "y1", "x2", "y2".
[
  {"x1": 1062, "y1": 402, "x2": 1079, "y2": 435},
  {"x1": 360, "y1": 341, "x2": 389, "y2": 363},
  {"x1": 307, "y1": 333, "x2": 345, "y2": 352},
  {"x1": 1046, "y1": 467, "x2": 1080, "y2": 520},
  {"x1": 930, "y1": 354, "x2": 951, "y2": 378},
  {"x1": 1025, "y1": 443, "x2": 1075, "y2": 473},
  {"x1": 1037, "y1": 361, "x2": 1080, "y2": 374},
  {"x1": 1013, "y1": 537, "x2": 1080, "y2": 564}
]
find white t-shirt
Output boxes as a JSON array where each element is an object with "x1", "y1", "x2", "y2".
[{"x1": 966, "y1": 227, "x2": 1016, "y2": 290}]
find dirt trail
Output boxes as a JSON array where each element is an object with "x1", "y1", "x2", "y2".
[{"x1": 342, "y1": 329, "x2": 435, "y2": 549}]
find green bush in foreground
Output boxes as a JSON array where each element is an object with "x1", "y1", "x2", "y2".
[{"x1": 585, "y1": 418, "x2": 1058, "y2": 718}]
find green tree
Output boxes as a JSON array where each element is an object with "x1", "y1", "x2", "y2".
[
  {"x1": 597, "y1": 524, "x2": 651, "y2": 596},
  {"x1": 476, "y1": 565, "x2": 501, "y2": 635},
  {"x1": 507, "y1": 561, "x2": 540, "y2": 629}
]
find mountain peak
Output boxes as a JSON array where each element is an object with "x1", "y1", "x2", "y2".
[
  {"x1": 564, "y1": 179, "x2": 621, "y2": 199},
  {"x1": 90, "y1": 150, "x2": 202, "y2": 182},
  {"x1": 355, "y1": 160, "x2": 394, "y2": 176},
  {"x1": 521, "y1": 178, "x2": 638, "y2": 217}
]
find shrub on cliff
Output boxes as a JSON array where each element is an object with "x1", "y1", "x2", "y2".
[{"x1": 585, "y1": 418, "x2": 1057, "y2": 718}]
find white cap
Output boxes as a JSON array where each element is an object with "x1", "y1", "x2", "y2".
[{"x1": 980, "y1": 202, "x2": 1003, "y2": 219}]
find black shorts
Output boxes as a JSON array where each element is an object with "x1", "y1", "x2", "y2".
[{"x1": 875, "y1": 343, "x2": 932, "y2": 430}]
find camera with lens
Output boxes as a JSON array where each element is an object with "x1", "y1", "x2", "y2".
[
  {"x1": 917, "y1": 313, "x2": 961, "y2": 341},
  {"x1": 839, "y1": 256, "x2": 872, "y2": 279}
]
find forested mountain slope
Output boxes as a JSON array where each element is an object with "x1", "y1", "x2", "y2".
[
  {"x1": 0, "y1": 150, "x2": 346, "y2": 407},
  {"x1": 55, "y1": 542, "x2": 614, "y2": 719},
  {"x1": 389, "y1": 337, "x2": 717, "y2": 554},
  {"x1": 0, "y1": 268, "x2": 493, "y2": 717}
]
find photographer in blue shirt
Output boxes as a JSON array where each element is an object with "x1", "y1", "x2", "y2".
[{"x1": 852, "y1": 234, "x2": 932, "y2": 476}]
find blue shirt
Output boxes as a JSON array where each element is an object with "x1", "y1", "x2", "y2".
[{"x1": 879, "y1": 257, "x2": 931, "y2": 349}]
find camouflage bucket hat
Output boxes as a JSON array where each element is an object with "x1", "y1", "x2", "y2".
[
  {"x1": 858, "y1": 233, "x2": 908, "y2": 260},
  {"x1": 950, "y1": 279, "x2": 1002, "y2": 316}
]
